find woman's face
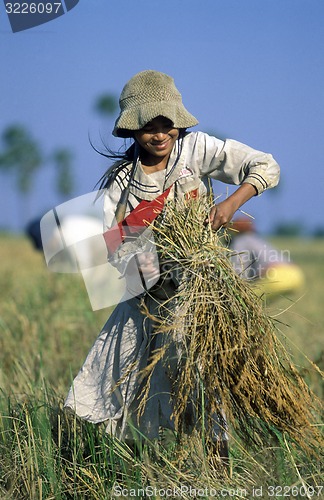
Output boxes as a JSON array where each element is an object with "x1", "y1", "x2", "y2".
[{"x1": 134, "y1": 116, "x2": 179, "y2": 161}]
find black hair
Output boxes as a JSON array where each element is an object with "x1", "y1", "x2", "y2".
[{"x1": 94, "y1": 140, "x2": 136, "y2": 191}]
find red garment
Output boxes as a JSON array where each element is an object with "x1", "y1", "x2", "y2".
[{"x1": 103, "y1": 186, "x2": 172, "y2": 255}]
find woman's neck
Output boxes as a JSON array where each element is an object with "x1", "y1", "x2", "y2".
[{"x1": 140, "y1": 153, "x2": 169, "y2": 174}]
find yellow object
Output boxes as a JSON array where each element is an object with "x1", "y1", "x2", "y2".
[{"x1": 252, "y1": 263, "x2": 305, "y2": 299}]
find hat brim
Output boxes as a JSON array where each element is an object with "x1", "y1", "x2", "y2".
[{"x1": 113, "y1": 101, "x2": 198, "y2": 138}]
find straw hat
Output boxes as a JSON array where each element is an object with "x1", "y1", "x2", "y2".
[{"x1": 113, "y1": 70, "x2": 198, "y2": 138}]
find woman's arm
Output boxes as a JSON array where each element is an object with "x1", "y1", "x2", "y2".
[
  {"x1": 208, "y1": 183, "x2": 257, "y2": 230},
  {"x1": 190, "y1": 133, "x2": 280, "y2": 230}
]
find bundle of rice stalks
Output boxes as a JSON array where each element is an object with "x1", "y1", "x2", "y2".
[{"x1": 143, "y1": 196, "x2": 323, "y2": 456}]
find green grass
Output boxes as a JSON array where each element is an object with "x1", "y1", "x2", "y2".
[
  {"x1": 267, "y1": 237, "x2": 324, "y2": 396},
  {"x1": 0, "y1": 234, "x2": 323, "y2": 499}
]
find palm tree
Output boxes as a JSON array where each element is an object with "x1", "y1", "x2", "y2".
[
  {"x1": 0, "y1": 125, "x2": 43, "y2": 228},
  {"x1": 0, "y1": 125, "x2": 42, "y2": 194},
  {"x1": 52, "y1": 148, "x2": 74, "y2": 200},
  {"x1": 94, "y1": 93, "x2": 118, "y2": 117}
]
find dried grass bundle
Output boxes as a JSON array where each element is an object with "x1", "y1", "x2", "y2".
[{"x1": 143, "y1": 196, "x2": 323, "y2": 456}]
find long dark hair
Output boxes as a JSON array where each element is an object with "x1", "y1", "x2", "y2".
[{"x1": 93, "y1": 141, "x2": 136, "y2": 191}]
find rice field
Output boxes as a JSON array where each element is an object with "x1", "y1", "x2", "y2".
[{"x1": 0, "y1": 232, "x2": 323, "y2": 499}]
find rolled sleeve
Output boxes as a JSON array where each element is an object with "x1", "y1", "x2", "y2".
[
  {"x1": 198, "y1": 134, "x2": 280, "y2": 194},
  {"x1": 241, "y1": 151, "x2": 280, "y2": 194}
]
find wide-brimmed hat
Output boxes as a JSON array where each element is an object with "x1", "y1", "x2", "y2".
[{"x1": 113, "y1": 70, "x2": 198, "y2": 138}]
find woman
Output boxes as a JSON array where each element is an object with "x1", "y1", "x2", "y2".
[{"x1": 64, "y1": 70, "x2": 280, "y2": 459}]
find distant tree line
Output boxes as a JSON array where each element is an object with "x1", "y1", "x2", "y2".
[
  {"x1": 272, "y1": 222, "x2": 324, "y2": 238},
  {"x1": 0, "y1": 92, "x2": 118, "y2": 230},
  {"x1": 1, "y1": 93, "x2": 323, "y2": 238},
  {"x1": 0, "y1": 124, "x2": 74, "y2": 200}
]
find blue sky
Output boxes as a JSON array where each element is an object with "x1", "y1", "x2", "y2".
[{"x1": 1, "y1": 0, "x2": 324, "y2": 234}]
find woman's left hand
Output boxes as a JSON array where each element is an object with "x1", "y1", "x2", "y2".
[
  {"x1": 207, "y1": 199, "x2": 238, "y2": 231},
  {"x1": 207, "y1": 183, "x2": 258, "y2": 231}
]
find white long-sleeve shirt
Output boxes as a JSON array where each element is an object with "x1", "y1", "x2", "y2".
[
  {"x1": 103, "y1": 131, "x2": 280, "y2": 230},
  {"x1": 103, "y1": 131, "x2": 280, "y2": 276}
]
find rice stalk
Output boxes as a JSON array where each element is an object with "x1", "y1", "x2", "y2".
[{"x1": 141, "y1": 196, "x2": 323, "y2": 456}]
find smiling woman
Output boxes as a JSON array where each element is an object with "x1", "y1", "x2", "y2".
[
  {"x1": 64, "y1": 69, "x2": 280, "y2": 467},
  {"x1": 134, "y1": 116, "x2": 180, "y2": 172}
]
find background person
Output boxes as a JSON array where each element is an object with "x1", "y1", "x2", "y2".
[{"x1": 229, "y1": 217, "x2": 305, "y2": 299}]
